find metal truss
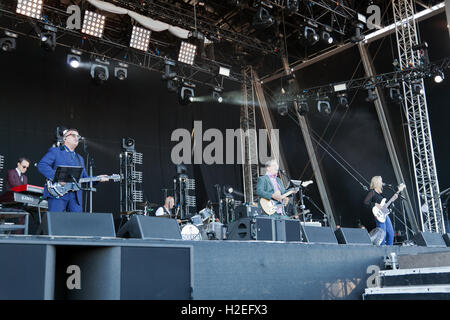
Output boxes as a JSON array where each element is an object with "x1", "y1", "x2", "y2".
[
  {"x1": 392, "y1": 0, "x2": 445, "y2": 233},
  {"x1": 240, "y1": 66, "x2": 259, "y2": 203},
  {"x1": 0, "y1": 4, "x2": 243, "y2": 89}
]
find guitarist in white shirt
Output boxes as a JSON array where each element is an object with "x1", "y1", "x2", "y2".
[{"x1": 363, "y1": 176, "x2": 398, "y2": 245}]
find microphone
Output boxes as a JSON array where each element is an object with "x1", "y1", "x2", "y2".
[
  {"x1": 79, "y1": 136, "x2": 85, "y2": 141},
  {"x1": 278, "y1": 169, "x2": 287, "y2": 174},
  {"x1": 382, "y1": 183, "x2": 393, "y2": 187}
]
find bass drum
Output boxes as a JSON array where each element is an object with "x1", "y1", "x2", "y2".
[{"x1": 181, "y1": 223, "x2": 202, "y2": 240}]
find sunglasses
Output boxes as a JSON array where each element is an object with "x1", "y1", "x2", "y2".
[
  {"x1": 20, "y1": 164, "x2": 29, "y2": 169},
  {"x1": 65, "y1": 133, "x2": 81, "y2": 140}
]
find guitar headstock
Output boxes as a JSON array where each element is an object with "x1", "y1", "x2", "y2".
[
  {"x1": 111, "y1": 174, "x2": 122, "y2": 182},
  {"x1": 398, "y1": 183, "x2": 406, "y2": 192},
  {"x1": 301, "y1": 180, "x2": 314, "y2": 188}
]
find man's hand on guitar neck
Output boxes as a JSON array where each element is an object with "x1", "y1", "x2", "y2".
[{"x1": 98, "y1": 175, "x2": 109, "y2": 182}]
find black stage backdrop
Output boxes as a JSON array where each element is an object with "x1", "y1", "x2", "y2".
[{"x1": 0, "y1": 13, "x2": 448, "y2": 234}]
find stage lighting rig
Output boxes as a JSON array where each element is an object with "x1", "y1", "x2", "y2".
[
  {"x1": 40, "y1": 25, "x2": 57, "y2": 52},
  {"x1": 285, "y1": 0, "x2": 299, "y2": 15},
  {"x1": 162, "y1": 59, "x2": 178, "y2": 92},
  {"x1": 16, "y1": 0, "x2": 43, "y2": 19},
  {"x1": 350, "y1": 21, "x2": 365, "y2": 43},
  {"x1": 178, "y1": 41, "x2": 197, "y2": 65},
  {"x1": 178, "y1": 82, "x2": 195, "y2": 105},
  {"x1": 337, "y1": 93, "x2": 349, "y2": 108},
  {"x1": 433, "y1": 68, "x2": 444, "y2": 83},
  {"x1": 122, "y1": 137, "x2": 135, "y2": 152},
  {"x1": 90, "y1": 58, "x2": 110, "y2": 84},
  {"x1": 365, "y1": 89, "x2": 378, "y2": 103},
  {"x1": 82, "y1": 10, "x2": 106, "y2": 38},
  {"x1": 0, "y1": 32, "x2": 18, "y2": 52},
  {"x1": 67, "y1": 49, "x2": 82, "y2": 69},
  {"x1": 389, "y1": 86, "x2": 403, "y2": 103},
  {"x1": 252, "y1": 5, "x2": 274, "y2": 30},
  {"x1": 296, "y1": 95, "x2": 309, "y2": 116},
  {"x1": 212, "y1": 87, "x2": 223, "y2": 103},
  {"x1": 321, "y1": 30, "x2": 334, "y2": 45},
  {"x1": 114, "y1": 62, "x2": 128, "y2": 81},
  {"x1": 299, "y1": 26, "x2": 320, "y2": 46},
  {"x1": 130, "y1": 25, "x2": 151, "y2": 52},
  {"x1": 412, "y1": 82, "x2": 424, "y2": 95},
  {"x1": 317, "y1": 97, "x2": 331, "y2": 115}
]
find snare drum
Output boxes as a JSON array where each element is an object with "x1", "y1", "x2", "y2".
[
  {"x1": 199, "y1": 208, "x2": 212, "y2": 223},
  {"x1": 181, "y1": 223, "x2": 202, "y2": 240},
  {"x1": 190, "y1": 214, "x2": 203, "y2": 226}
]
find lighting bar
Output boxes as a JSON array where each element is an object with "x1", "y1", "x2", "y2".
[
  {"x1": 130, "y1": 26, "x2": 151, "y2": 52},
  {"x1": 16, "y1": 0, "x2": 43, "y2": 19},
  {"x1": 219, "y1": 66, "x2": 230, "y2": 77},
  {"x1": 178, "y1": 41, "x2": 197, "y2": 65},
  {"x1": 81, "y1": 10, "x2": 106, "y2": 38}
]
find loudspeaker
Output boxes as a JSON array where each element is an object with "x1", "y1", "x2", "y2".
[
  {"x1": 275, "y1": 219, "x2": 301, "y2": 242},
  {"x1": 300, "y1": 225, "x2": 338, "y2": 244},
  {"x1": 334, "y1": 227, "x2": 372, "y2": 245},
  {"x1": 254, "y1": 217, "x2": 275, "y2": 240},
  {"x1": 117, "y1": 215, "x2": 182, "y2": 240},
  {"x1": 37, "y1": 212, "x2": 116, "y2": 237},
  {"x1": 234, "y1": 205, "x2": 259, "y2": 220},
  {"x1": 414, "y1": 231, "x2": 447, "y2": 247},
  {"x1": 443, "y1": 234, "x2": 450, "y2": 247},
  {"x1": 226, "y1": 218, "x2": 253, "y2": 240}
]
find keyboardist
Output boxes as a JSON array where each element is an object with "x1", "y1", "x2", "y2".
[{"x1": 5, "y1": 157, "x2": 30, "y2": 191}]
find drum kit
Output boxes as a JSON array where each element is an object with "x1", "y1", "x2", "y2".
[{"x1": 180, "y1": 207, "x2": 226, "y2": 240}]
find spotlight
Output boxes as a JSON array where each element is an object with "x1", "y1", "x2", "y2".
[
  {"x1": 277, "y1": 100, "x2": 289, "y2": 116},
  {"x1": 389, "y1": 87, "x2": 403, "y2": 103},
  {"x1": 300, "y1": 26, "x2": 319, "y2": 46},
  {"x1": 130, "y1": 25, "x2": 151, "y2": 52},
  {"x1": 365, "y1": 89, "x2": 378, "y2": 102},
  {"x1": 296, "y1": 96, "x2": 309, "y2": 115},
  {"x1": 321, "y1": 31, "x2": 334, "y2": 44},
  {"x1": 0, "y1": 33, "x2": 17, "y2": 52},
  {"x1": 67, "y1": 54, "x2": 81, "y2": 68},
  {"x1": 213, "y1": 88, "x2": 223, "y2": 103},
  {"x1": 252, "y1": 6, "x2": 274, "y2": 30},
  {"x1": 122, "y1": 137, "x2": 135, "y2": 152},
  {"x1": 412, "y1": 82, "x2": 424, "y2": 95},
  {"x1": 285, "y1": 0, "x2": 299, "y2": 14},
  {"x1": 40, "y1": 26, "x2": 57, "y2": 52},
  {"x1": 223, "y1": 185, "x2": 234, "y2": 197},
  {"x1": 337, "y1": 93, "x2": 349, "y2": 108},
  {"x1": 219, "y1": 66, "x2": 231, "y2": 77},
  {"x1": 16, "y1": 0, "x2": 43, "y2": 19},
  {"x1": 90, "y1": 58, "x2": 109, "y2": 84},
  {"x1": 178, "y1": 41, "x2": 197, "y2": 65},
  {"x1": 433, "y1": 69, "x2": 444, "y2": 83},
  {"x1": 350, "y1": 22, "x2": 365, "y2": 43},
  {"x1": 178, "y1": 84, "x2": 195, "y2": 105},
  {"x1": 114, "y1": 63, "x2": 128, "y2": 80},
  {"x1": 317, "y1": 99, "x2": 331, "y2": 114},
  {"x1": 82, "y1": 10, "x2": 106, "y2": 38}
]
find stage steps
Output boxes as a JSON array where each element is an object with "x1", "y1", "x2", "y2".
[{"x1": 363, "y1": 251, "x2": 450, "y2": 300}]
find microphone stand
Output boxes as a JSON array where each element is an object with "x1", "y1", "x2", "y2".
[
  {"x1": 214, "y1": 184, "x2": 223, "y2": 224},
  {"x1": 303, "y1": 195, "x2": 328, "y2": 227}
]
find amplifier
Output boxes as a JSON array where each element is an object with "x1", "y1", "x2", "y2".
[{"x1": 234, "y1": 204, "x2": 260, "y2": 220}]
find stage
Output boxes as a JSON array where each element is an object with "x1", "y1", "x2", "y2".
[{"x1": 1, "y1": 234, "x2": 449, "y2": 300}]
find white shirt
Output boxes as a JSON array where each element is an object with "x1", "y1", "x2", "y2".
[
  {"x1": 155, "y1": 206, "x2": 170, "y2": 216},
  {"x1": 16, "y1": 168, "x2": 23, "y2": 183}
]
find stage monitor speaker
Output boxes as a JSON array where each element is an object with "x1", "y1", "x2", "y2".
[
  {"x1": 300, "y1": 225, "x2": 338, "y2": 244},
  {"x1": 226, "y1": 218, "x2": 253, "y2": 240},
  {"x1": 37, "y1": 212, "x2": 116, "y2": 237},
  {"x1": 414, "y1": 231, "x2": 447, "y2": 247},
  {"x1": 117, "y1": 215, "x2": 182, "y2": 240},
  {"x1": 234, "y1": 205, "x2": 259, "y2": 220},
  {"x1": 275, "y1": 219, "x2": 301, "y2": 242},
  {"x1": 335, "y1": 227, "x2": 372, "y2": 245},
  {"x1": 443, "y1": 234, "x2": 450, "y2": 247}
]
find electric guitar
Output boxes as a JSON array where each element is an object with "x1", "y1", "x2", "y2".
[
  {"x1": 259, "y1": 180, "x2": 313, "y2": 215},
  {"x1": 47, "y1": 174, "x2": 122, "y2": 198},
  {"x1": 372, "y1": 183, "x2": 405, "y2": 223}
]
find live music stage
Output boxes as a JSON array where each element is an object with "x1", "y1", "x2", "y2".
[
  {"x1": 1, "y1": 0, "x2": 450, "y2": 302},
  {"x1": 1, "y1": 233, "x2": 449, "y2": 300}
]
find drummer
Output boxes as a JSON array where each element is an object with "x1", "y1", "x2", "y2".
[{"x1": 155, "y1": 196, "x2": 174, "y2": 217}]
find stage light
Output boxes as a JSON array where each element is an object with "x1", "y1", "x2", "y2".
[
  {"x1": 40, "y1": 25, "x2": 57, "y2": 52},
  {"x1": 285, "y1": 0, "x2": 299, "y2": 14},
  {"x1": 130, "y1": 25, "x2": 151, "y2": 52},
  {"x1": 114, "y1": 63, "x2": 128, "y2": 80},
  {"x1": 82, "y1": 10, "x2": 106, "y2": 38},
  {"x1": 90, "y1": 58, "x2": 109, "y2": 84},
  {"x1": 67, "y1": 54, "x2": 81, "y2": 68},
  {"x1": 252, "y1": 6, "x2": 274, "y2": 30},
  {"x1": 213, "y1": 88, "x2": 223, "y2": 103},
  {"x1": 299, "y1": 26, "x2": 319, "y2": 46},
  {"x1": 337, "y1": 93, "x2": 349, "y2": 108},
  {"x1": 178, "y1": 85, "x2": 195, "y2": 105},
  {"x1": 321, "y1": 31, "x2": 334, "y2": 44},
  {"x1": 389, "y1": 87, "x2": 403, "y2": 103},
  {"x1": 0, "y1": 32, "x2": 17, "y2": 52},
  {"x1": 317, "y1": 99, "x2": 331, "y2": 114},
  {"x1": 223, "y1": 185, "x2": 234, "y2": 197},
  {"x1": 219, "y1": 66, "x2": 230, "y2": 77},
  {"x1": 277, "y1": 100, "x2": 289, "y2": 116},
  {"x1": 412, "y1": 83, "x2": 424, "y2": 95},
  {"x1": 122, "y1": 137, "x2": 135, "y2": 152},
  {"x1": 296, "y1": 96, "x2": 309, "y2": 116},
  {"x1": 433, "y1": 69, "x2": 444, "y2": 83},
  {"x1": 16, "y1": 0, "x2": 43, "y2": 19},
  {"x1": 365, "y1": 89, "x2": 378, "y2": 102},
  {"x1": 178, "y1": 41, "x2": 197, "y2": 65},
  {"x1": 350, "y1": 22, "x2": 365, "y2": 43}
]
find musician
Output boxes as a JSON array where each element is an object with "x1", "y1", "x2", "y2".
[
  {"x1": 37, "y1": 128, "x2": 109, "y2": 212},
  {"x1": 256, "y1": 159, "x2": 294, "y2": 216},
  {"x1": 155, "y1": 196, "x2": 175, "y2": 217},
  {"x1": 363, "y1": 176, "x2": 398, "y2": 245},
  {"x1": 5, "y1": 157, "x2": 30, "y2": 191}
]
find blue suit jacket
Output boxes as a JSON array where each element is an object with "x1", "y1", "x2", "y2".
[
  {"x1": 256, "y1": 174, "x2": 286, "y2": 200},
  {"x1": 37, "y1": 146, "x2": 88, "y2": 204}
]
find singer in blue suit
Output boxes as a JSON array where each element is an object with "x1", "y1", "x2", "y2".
[{"x1": 37, "y1": 128, "x2": 108, "y2": 212}]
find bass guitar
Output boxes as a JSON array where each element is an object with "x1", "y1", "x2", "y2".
[
  {"x1": 47, "y1": 174, "x2": 122, "y2": 198},
  {"x1": 372, "y1": 183, "x2": 405, "y2": 223}
]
